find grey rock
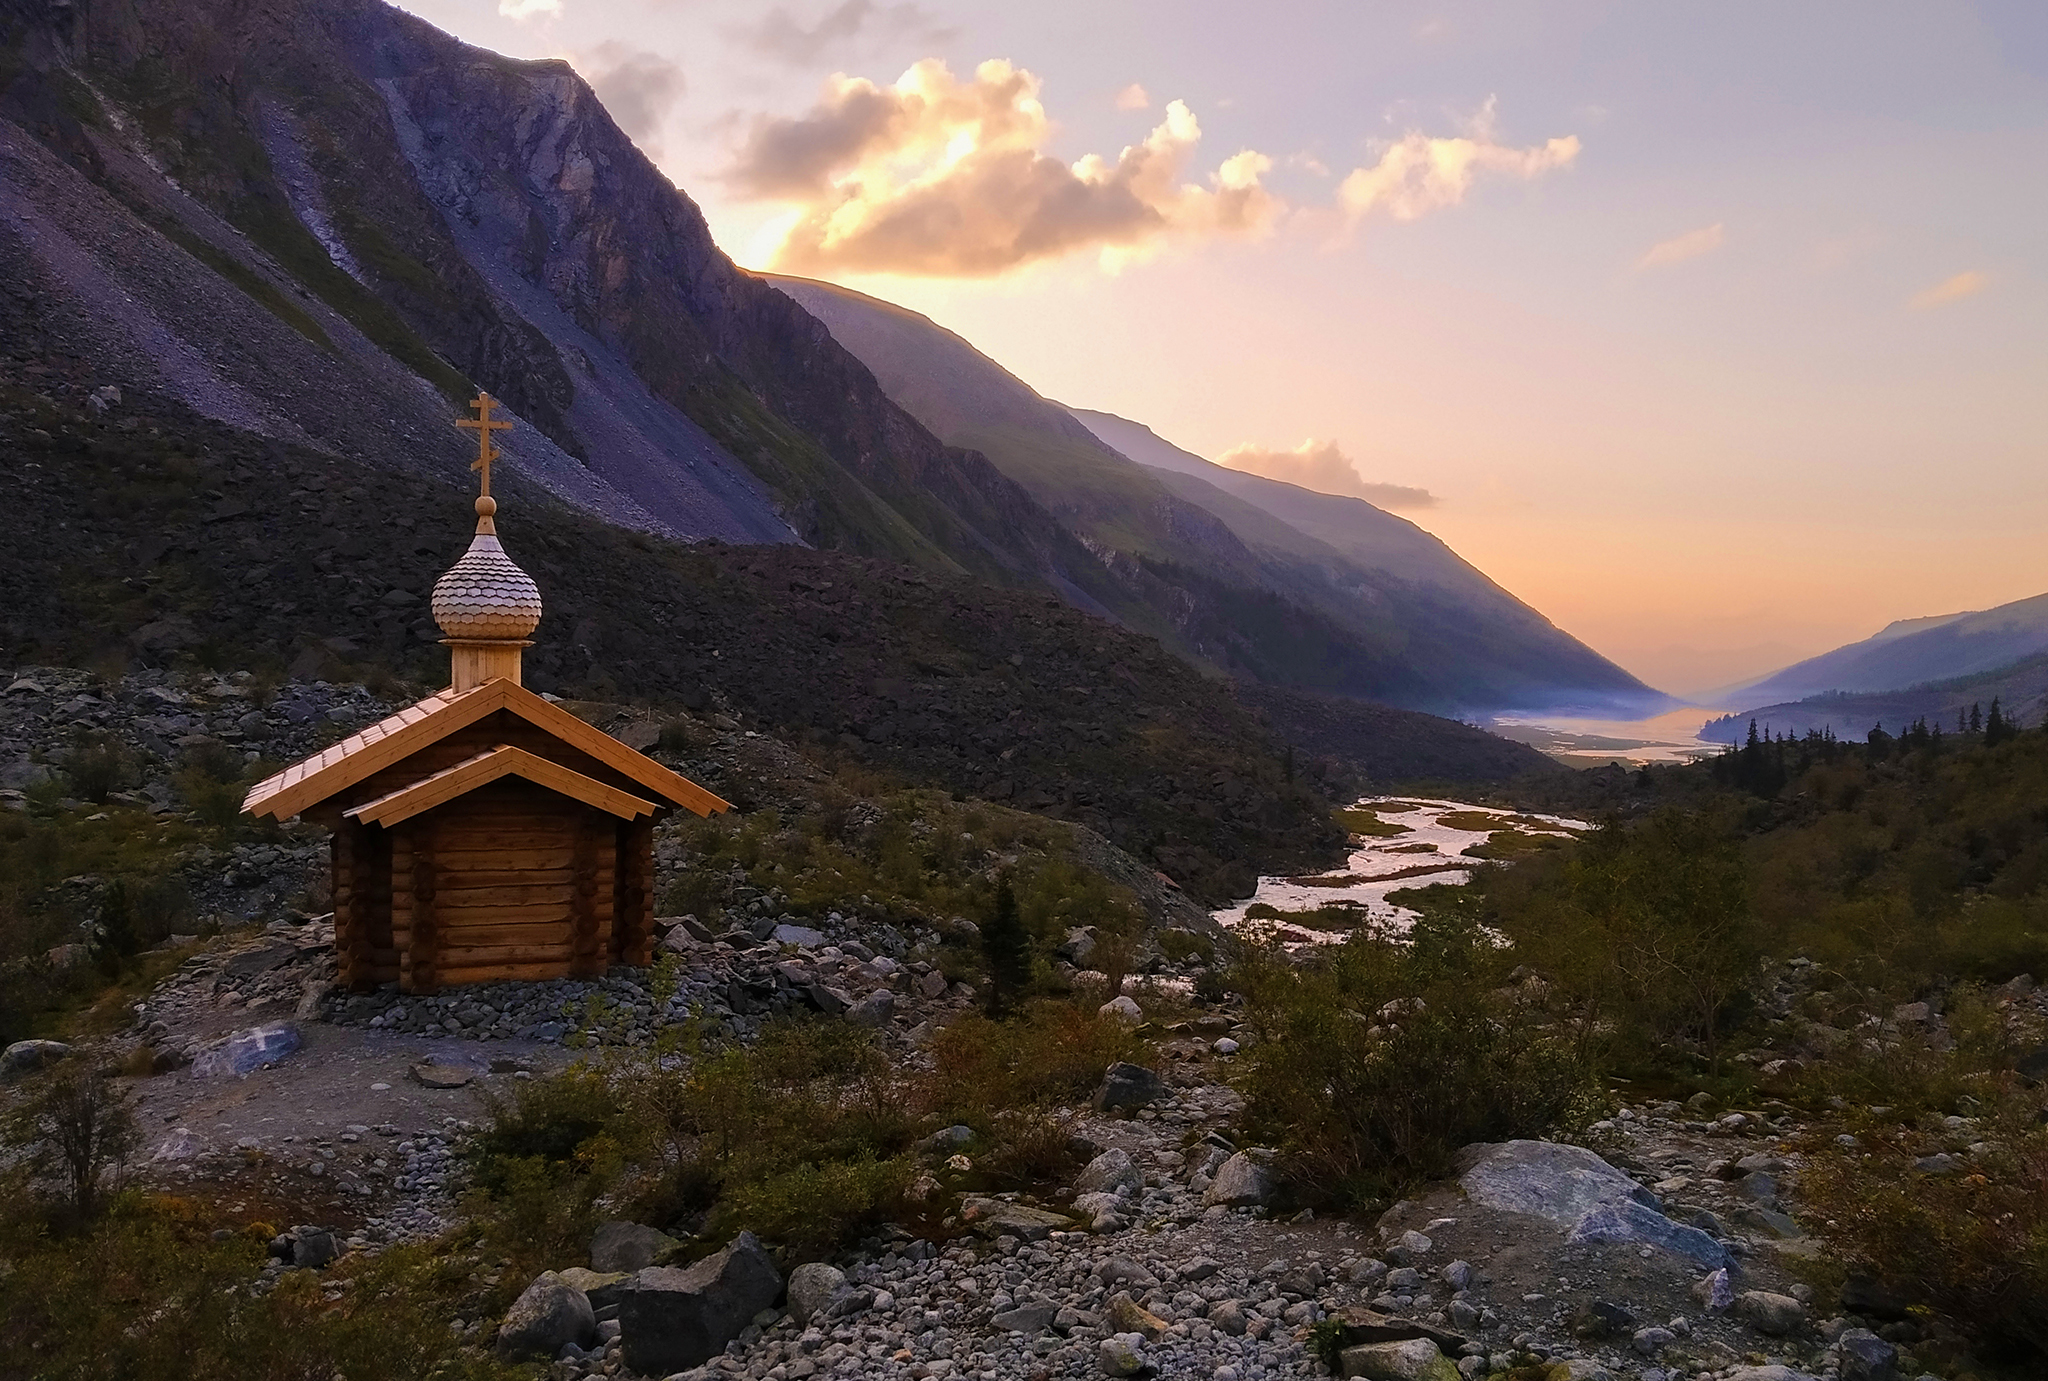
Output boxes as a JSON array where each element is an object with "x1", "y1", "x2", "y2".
[
  {"x1": 1736, "y1": 1290, "x2": 1807, "y2": 1336},
  {"x1": 1095, "y1": 1257, "x2": 1159, "y2": 1290},
  {"x1": 617, "y1": 1231, "x2": 782, "y2": 1374},
  {"x1": 770, "y1": 924, "x2": 826, "y2": 947},
  {"x1": 557, "y1": 1267, "x2": 631, "y2": 1314},
  {"x1": 187, "y1": 1023, "x2": 301, "y2": 1077},
  {"x1": 1459, "y1": 1139, "x2": 1729, "y2": 1268},
  {"x1": 1693, "y1": 1267, "x2": 1735, "y2": 1313},
  {"x1": 1339, "y1": 1337, "x2": 1460, "y2": 1381},
  {"x1": 993, "y1": 1298, "x2": 1060, "y2": 1333},
  {"x1": 1632, "y1": 1325, "x2": 1677, "y2": 1356},
  {"x1": 591, "y1": 1221, "x2": 680, "y2": 1273},
  {"x1": 409, "y1": 1061, "x2": 474, "y2": 1089},
  {"x1": 1209, "y1": 1299, "x2": 1248, "y2": 1335},
  {"x1": 1202, "y1": 1149, "x2": 1277, "y2": 1208},
  {"x1": 845, "y1": 989, "x2": 895, "y2": 1027},
  {"x1": 919, "y1": 1124, "x2": 975, "y2": 1152},
  {"x1": 1723, "y1": 1369, "x2": 1818, "y2": 1381},
  {"x1": 1837, "y1": 1327, "x2": 1899, "y2": 1381},
  {"x1": 786, "y1": 1261, "x2": 848, "y2": 1325},
  {"x1": 960, "y1": 1196, "x2": 1074, "y2": 1241},
  {"x1": 1093, "y1": 1061, "x2": 1165, "y2": 1114},
  {"x1": 497, "y1": 1270, "x2": 597, "y2": 1361},
  {"x1": 1076, "y1": 1148, "x2": 1144, "y2": 1196},
  {"x1": 1439, "y1": 1260, "x2": 1473, "y2": 1290},
  {"x1": 806, "y1": 983, "x2": 851, "y2": 1015},
  {"x1": 289, "y1": 1226, "x2": 339, "y2": 1268},
  {"x1": 1098, "y1": 1333, "x2": 1150, "y2": 1377},
  {"x1": 2, "y1": 1039, "x2": 72, "y2": 1074}
]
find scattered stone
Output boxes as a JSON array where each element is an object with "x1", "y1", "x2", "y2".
[
  {"x1": 188, "y1": 1023, "x2": 301, "y2": 1077},
  {"x1": 1693, "y1": 1267, "x2": 1735, "y2": 1314},
  {"x1": 1836, "y1": 1327, "x2": 1900, "y2": 1381},
  {"x1": 1097, "y1": 1332, "x2": 1150, "y2": 1377},
  {"x1": 1202, "y1": 1149, "x2": 1277, "y2": 1207},
  {"x1": 1339, "y1": 1336, "x2": 1459, "y2": 1381},
  {"x1": 1093, "y1": 1061, "x2": 1164, "y2": 1114},
  {"x1": 408, "y1": 1061, "x2": 474, "y2": 1089},
  {"x1": 2, "y1": 1039, "x2": 72, "y2": 1074},
  {"x1": 497, "y1": 1270, "x2": 597, "y2": 1361},
  {"x1": 1106, "y1": 1291, "x2": 1167, "y2": 1341},
  {"x1": 590, "y1": 1221, "x2": 679, "y2": 1273},
  {"x1": 1098, "y1": 995, "x2": 1142, "y2": 1023},
  {"x1": 617, "y1": 1231, "x2": 783, "y2": 1375},
  {"x1": 786, "y1": 1261, "x2": 849, "y2": 1325},
  {"x1": 1075, "y1": 1147, "x2": 1143, "y2": 1196},
  {"x1": 1736, "y1": 1290, "x2": 1807, "y2": 1336},
  {"x1": 1458, "y1": 1139, "x2": 1729, "y2": 1268},
  {"x1": 960, "y1": 1197, "x2": 1074, "y2": 1241}
]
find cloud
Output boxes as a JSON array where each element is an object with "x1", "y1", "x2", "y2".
[
  {"x1": 1636, "y1": 222, "x2": 1725, "y2": 269},
  {"x1": 1338, "y1": 99, "x2": 1578, "y2": 224},
  {"x1": 499, "y1": 0, "x2": 561, "y2": 19},
  {"x1": 579, "y1": 43, "x2": 685, "y2": 157},
  {"x1": 733, "y1": 1, "x2": 952, "y2": 65},
  {"x1": 1114, "y1": 83, "x2": 1150, "y2": 111},
  {"x1": 1911, "y1": 270, "x2": 1989, "y2": 309},
  {"x1": 727, "y1": 59, "x2": 1279, "y2": 276},
  {"x1": 1217, "y1": 439, "x2": 1437, "y2": 510}
]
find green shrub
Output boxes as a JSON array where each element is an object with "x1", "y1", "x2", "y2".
[
  {"x1": 926, "y1": 1003, "x2": 1150, "y2": 1122},
  {"x1": 1232, "y1": 914, "x2": 1598, "y2": 1211},
  {"x1": 61, "y1": 734, "x2": 134, "y2": 804}
]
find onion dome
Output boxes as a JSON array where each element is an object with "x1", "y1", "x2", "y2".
[{"x1": 431, "y1": 496, "x2": 542, "y2": 640}]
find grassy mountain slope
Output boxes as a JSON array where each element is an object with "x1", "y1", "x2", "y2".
[
  {"x1": 0, "y1": 344, "x2": 1346, "y2": 901},
  {"x1": 1728, "y1": 592, "x2": 2048, "y2": 705},
  {"x1": 1701, "y1": 650, "x2": 2048, "y2": 744}
]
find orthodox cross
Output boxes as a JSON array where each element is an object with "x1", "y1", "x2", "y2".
[{"x1": 455, "y1": 392, "x2": 512, "y2": 497}]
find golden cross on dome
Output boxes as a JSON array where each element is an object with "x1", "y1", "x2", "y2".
[{"x1": 455, "y1": 392, "x2": 512, "y2": 497}]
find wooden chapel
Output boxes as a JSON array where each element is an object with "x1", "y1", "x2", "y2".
[{"x1": 243, "y1": 394, "x2": 729, "y2": 993}]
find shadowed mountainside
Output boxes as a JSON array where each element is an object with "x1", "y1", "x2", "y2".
[{"x1": 768, "y1": 274, "x2": 1661, "y2": 719}]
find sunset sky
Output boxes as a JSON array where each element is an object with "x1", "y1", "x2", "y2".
[{"x1": 398, "y1": 0, "x2": 2047, "y2": 696}]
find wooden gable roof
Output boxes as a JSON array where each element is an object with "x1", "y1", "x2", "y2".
[
  {"x1": 343, "y1": 745, "x2": 661, "y2": 827},
  {"x1": 243, "y1": 678, "x2": 729, "y2": 821}
]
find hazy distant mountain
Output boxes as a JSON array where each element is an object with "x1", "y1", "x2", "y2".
[
  {"x1": 1073, "y1": 408, "x2": 1535, "y2": 604},
  {"x1": 1727, "y1": 593, "x2": 2048, "y2": 705},
  {"x1": 769, "y1": 275, "x2": 1662, "y2": 718},
  {"x1": 1701, "y1": 650, "x2": 2048, "y2": 744}
]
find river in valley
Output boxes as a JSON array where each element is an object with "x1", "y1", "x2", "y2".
[{"x1": 1213, "y1": 797, "x2": 1588, "y2": 946}]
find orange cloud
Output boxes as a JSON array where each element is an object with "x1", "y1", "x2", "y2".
[
  {"x1": 727, "y1": 59, "x2": 1278, "y2": 276},
  {"x1": 1637, "y1": 222, "x2": 1725, "y2": 269},
  {"x1": 1339, "y1": 100, "x2": 1578, "y2": 224},
  {"x1": 1910, "y1": 270, "x2": 1988, "y2": 309},
  {"x1": 1218, "y1": 438, "x2": 1437, "y2": 510}
]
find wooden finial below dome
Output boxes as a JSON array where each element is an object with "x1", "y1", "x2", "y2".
[{"x1": 436, "y1": 394, "x2": 541, "y2": 690}]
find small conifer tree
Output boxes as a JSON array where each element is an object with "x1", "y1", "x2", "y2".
[{"x1": 981, "y1": 875, "x2": 1031, "y2": 1017}]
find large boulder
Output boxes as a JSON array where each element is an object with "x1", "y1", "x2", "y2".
[
  {"x1": 1735, "y1": 1290, "x2": 1806, "y2": 1336},
  {"x1": 1457, "y1": 1140, "x2": 1729, "y2": 1269},
  {"x1": 497, "y1": 1271, "x2": 597, "y2": 1361},
  {"x1": 1339, "y1": 1337, "x2": 1460, "y2": 1381},
  {"x1": 786, "y1": 1262, "x2": 848, "y2": 1325},
  {"x1": 1092, "y1": 1061, "x2": 1164, "y2": 1113},
  {"x1": 188, "y1": 1023, "x2": 300, "y2": 1077},
  {"x1": 2, "y1": 1039, "x2": 72, "y2": 1075},
  {"x1": 1075, "y1": 1147, "x2": 1143, "y2": 1197},
  {"x1": 590, "y1": 1221, "x2": 680, "y2": 1273},
  {"x1": 1836, "y1": 1328, "x2": 1899, "y2": 1381},
  {"x1": 617, "y1": 1232, "x2": 783, "y2": 1375},
  {"x1": 960, "y1": 1197, "x2": 1074, "y2": 1241},
  {"x1": 1202, "y1": 1149, "x2": 1277, "y2": 1208}
]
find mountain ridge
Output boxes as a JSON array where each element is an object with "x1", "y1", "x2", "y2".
[
  {"x1": 767, "y1": 275, "x2": 1662, "y2": 718},
  {"x1": 1721, "y1": 590, "x2": 2048, "y2": 708}
]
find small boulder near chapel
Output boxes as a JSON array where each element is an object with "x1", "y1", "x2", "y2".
[{"x1": 243, "y1": 394, "x2": 729, "y2": 993}]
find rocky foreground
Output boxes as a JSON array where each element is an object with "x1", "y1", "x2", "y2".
[{"x1": 13, "y1": 918, "x2": 1975, "y2": 1381}]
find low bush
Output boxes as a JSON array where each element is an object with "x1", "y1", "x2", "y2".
[
  {"x1": 0, "y1": 1194, "x2": 523, "y2": 1381},
  {"x1": 1801, "y1": 1110, "x2": 2048, "y2": 1359},
  {"x1": 1232, "y1": 912, "x2": 1599, "y2": 1211}
]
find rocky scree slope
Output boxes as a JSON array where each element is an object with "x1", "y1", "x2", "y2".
[
  {"x1": 771, "y1": 274, "x2": 1659, "y2": 721},
  {"x1": 0, "y1": 0, "x2": 1292, "y2": 632},
  {"x1": 0, "y1": 362, "x2": 1345, "y2": 901}
]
